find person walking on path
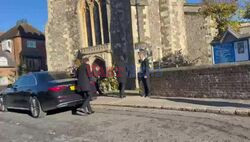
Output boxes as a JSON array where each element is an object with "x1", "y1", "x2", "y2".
[
  {"x1": 116, "y1": 55, "x2": 128, "y2": 98},
  {"x1": 72, "y1": 57, "x2": 94, "y2": 115},
  {"x1": 138, "y1": 49, "x2": 150, "y2": 97}
]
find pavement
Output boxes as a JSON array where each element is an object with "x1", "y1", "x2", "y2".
[{"x1": 91, "y1": 95, "x2": 250, "y2": 117}]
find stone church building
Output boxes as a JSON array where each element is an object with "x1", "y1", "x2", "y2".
[{"x1": 46, "y1": 0, "x2": 216, "y2": 87}]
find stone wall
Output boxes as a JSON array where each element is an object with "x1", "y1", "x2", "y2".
[
  {"x1": 46, "y1": 0, "x2": 218, "y2": 83},
  {"x1": 159, "y1": 0, "x2": 187, "y2": 56},
  {"x1": 150, "y1": 63, "x2": 250, "y2": 99},
  {"x1": 184, "y1": 4, "x2": 217, "y2": 65},
  {"x1": 148, "y1": 0, "x2": 162, "y2": 61},
  {"x1": 47, "y1": 0, "x2": 136, "y2": 75},
  {"x1": 46, "y1": 0, "x2": 81, "y2": 71}
]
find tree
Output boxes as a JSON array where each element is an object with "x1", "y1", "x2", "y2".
[
  {"x1": 243, "y1": 2, "x2": 250, "y2": 19},
  {"x1": 18, "y1": 63, "x2": 28, "y2": 76},
  {"x1": 201, "y1": 0, "x2": 239, "y2": 39}
]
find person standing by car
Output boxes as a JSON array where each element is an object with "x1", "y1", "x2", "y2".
[
  {"x1": 72, "y1": 57, "x2": 94, "y2": 115},
  {"x1": 138, "y1": 49, "x2": 150, "y2": 97}
]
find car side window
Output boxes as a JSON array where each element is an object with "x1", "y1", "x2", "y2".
[{"x1": 14, "y1": 75, "x2": 37, "y2": 87}]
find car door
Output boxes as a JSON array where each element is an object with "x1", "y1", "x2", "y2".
[
  {"x1": 4, "y1": 87, "x2": 18, "y2": 108},
  {"x1": 5, "y1": 76, "x2": 25, "y2": 108},
  {"x1": 14, "y1": 75, "x2": 37, "y2": 109}
]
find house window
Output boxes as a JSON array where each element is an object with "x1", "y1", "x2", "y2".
[
  {"x1": 27, "y1": 40, "x2": 36, "y2": 48},
  {"x1": 236, "y1": 41, "x2": 245, "y2": 54},
  {"x1": 1, "y1": 40, "x2": 12, "y2": 53}
]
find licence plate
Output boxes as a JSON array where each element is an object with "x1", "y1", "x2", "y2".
[{"x1": 70, "y1": 85, "x2": 76, "y2": 91}]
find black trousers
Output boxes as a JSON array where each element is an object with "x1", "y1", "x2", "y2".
[
  {"x1": 81, "y1": 91, "x2": 92, "y2": 112},
  {"x1": 95, "y1": 80, "x2": 103, "y2": 95},
  {"x1": 72, "y1": 91, "x2": 92, "y2": 114},
  {"x1": 141, "y1": 78, "x2": 150, "y2": 97},
  {"x1": 118, "y1": 82, "x2": 126, "y2": 98}
]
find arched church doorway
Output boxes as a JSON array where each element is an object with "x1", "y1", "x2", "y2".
[{"x1": 92, "y1": 57, "x2": 106, "y2": 78}]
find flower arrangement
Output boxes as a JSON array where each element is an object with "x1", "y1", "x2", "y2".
[{"x1": 100, "y1": 67, "x2": 118, "y2": 92}]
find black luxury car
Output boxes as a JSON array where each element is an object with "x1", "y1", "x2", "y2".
[{"x1": 0, "y1": 71, "x2": 84, "y2": 118}]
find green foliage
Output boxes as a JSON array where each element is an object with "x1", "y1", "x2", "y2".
[
  {"x1": 243, "y1": 3, "x2": 250, "y2": 19},
  {"x1": 8, "y1": 70, "x2": 16, "y2": 84},
  {"x1": 18, "y1": 63, "x2": 28, "y2": 76},
  {"x1": 201, "y1": 0, "x2": 239, "y2": 39},
  {"x1": 66, "y1": 50, "x2": 83, "y2": 77},
  {"x1": 100, "y1": 76, "x2": 119, "y2": 92},
  {"x1": 100, "y1": 67, "x2": 118, "y2": 92},
  {"x1": 158, "y1": 49, "x2": 194, "y2": 68}
]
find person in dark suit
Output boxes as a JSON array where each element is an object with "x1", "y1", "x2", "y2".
[
  {"x1": 116, "y1": 55, "x2": 127, "y2": 98},
  {"x1": 93, "y1": 65, "x2": 104, "y2": 95},
  {"x1": 138, "y1": 50, "x2": 150, "y2": 97},
  {"x1": 72, "y1": 57, "x2": 94, "y2": 115}
]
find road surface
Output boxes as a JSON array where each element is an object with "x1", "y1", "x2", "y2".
[{"x1": 0, "y1": 106, "x2": 250, "y2": 142}]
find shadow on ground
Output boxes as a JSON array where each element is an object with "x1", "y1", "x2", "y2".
[
  {"x1": 6, "y1": 107, "x2": 80, "y2": 117},
  {"x1": 165, "y1": 98, "x2": 250, "y2": 108},
  {"x1": 102, "y1": 91, "x2": 140, "y2": 98},
  {"x1": 102, "y1": 93, "x2": 120, "y2": 98}
]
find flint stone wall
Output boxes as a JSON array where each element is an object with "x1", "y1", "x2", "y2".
[
  {"x1": 184, "y1": 4, "x2": 217, "y2": 65},
  {"x1": 46, "y1": 0, "x2": 81, "y2": 71}
]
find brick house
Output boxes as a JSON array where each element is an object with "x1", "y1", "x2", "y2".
[{"x1": 0, "y1": 23, "x2": 47, "y2": 86}]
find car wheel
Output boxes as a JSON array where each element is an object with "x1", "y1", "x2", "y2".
[
  {"x1": 30, "y1": 97, "x2": 46, "y2": 118},
  {"x1": 0, "y1": 96, "x2": 7, "y2": 112}
]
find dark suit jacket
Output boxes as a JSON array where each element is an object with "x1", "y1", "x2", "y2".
[
  {"x1": 115, "y1": 65, "x2": 128, "y2": 83},
  {"x1": 77, "y1": 63, "x2": 92, "y2": 92},
  {"x1": 140, "y1": 58, "x2": 150, "y2": 78}
]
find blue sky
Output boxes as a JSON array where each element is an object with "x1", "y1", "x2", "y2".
[
  {"x1": 0, "y1": 0, "x2": 201, "y2": 32},
  {"x1": 0, "y1": 0, "x2": 47, "y2": 32}
]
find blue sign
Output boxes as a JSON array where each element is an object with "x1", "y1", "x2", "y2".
[{"x1": 213, "y1": 43, "x2": 235, "y2": 64}]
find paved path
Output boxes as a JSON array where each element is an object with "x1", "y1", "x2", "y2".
[
  {"x1": 92, "y1": 96, "x2": 250, "y2": 116},
  {"x1": 1, "y1": 106, "x2": 250, "y2": 142}
]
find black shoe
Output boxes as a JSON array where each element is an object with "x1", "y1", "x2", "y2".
[
  {"x1": 72, "y1": 111, "x2": 77, "y2": 115},
  {"x1": 87, "y1": 111, "x2": 95, "y2": 114}
]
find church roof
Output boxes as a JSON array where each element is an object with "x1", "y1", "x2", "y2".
[
  {"x1": 0, "y1": 23, "x2": 45, "y2": 41},
  {"x1": 0, "y1": 32, "x2": 4, "y2": 36}
]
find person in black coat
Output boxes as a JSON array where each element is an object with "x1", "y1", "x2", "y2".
[
  {"x1": 92, "y1": 65, "x2": 104, "y2": 95},
  {"x1": 138, "y1": 50, "x2": 150, "y2": 97},
  {"x1": 72, "y1": 57, "x2": 94, "y2": 115},
  {"x1": 116, "y1": 55, "x2": 128, "y2": 98}
]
